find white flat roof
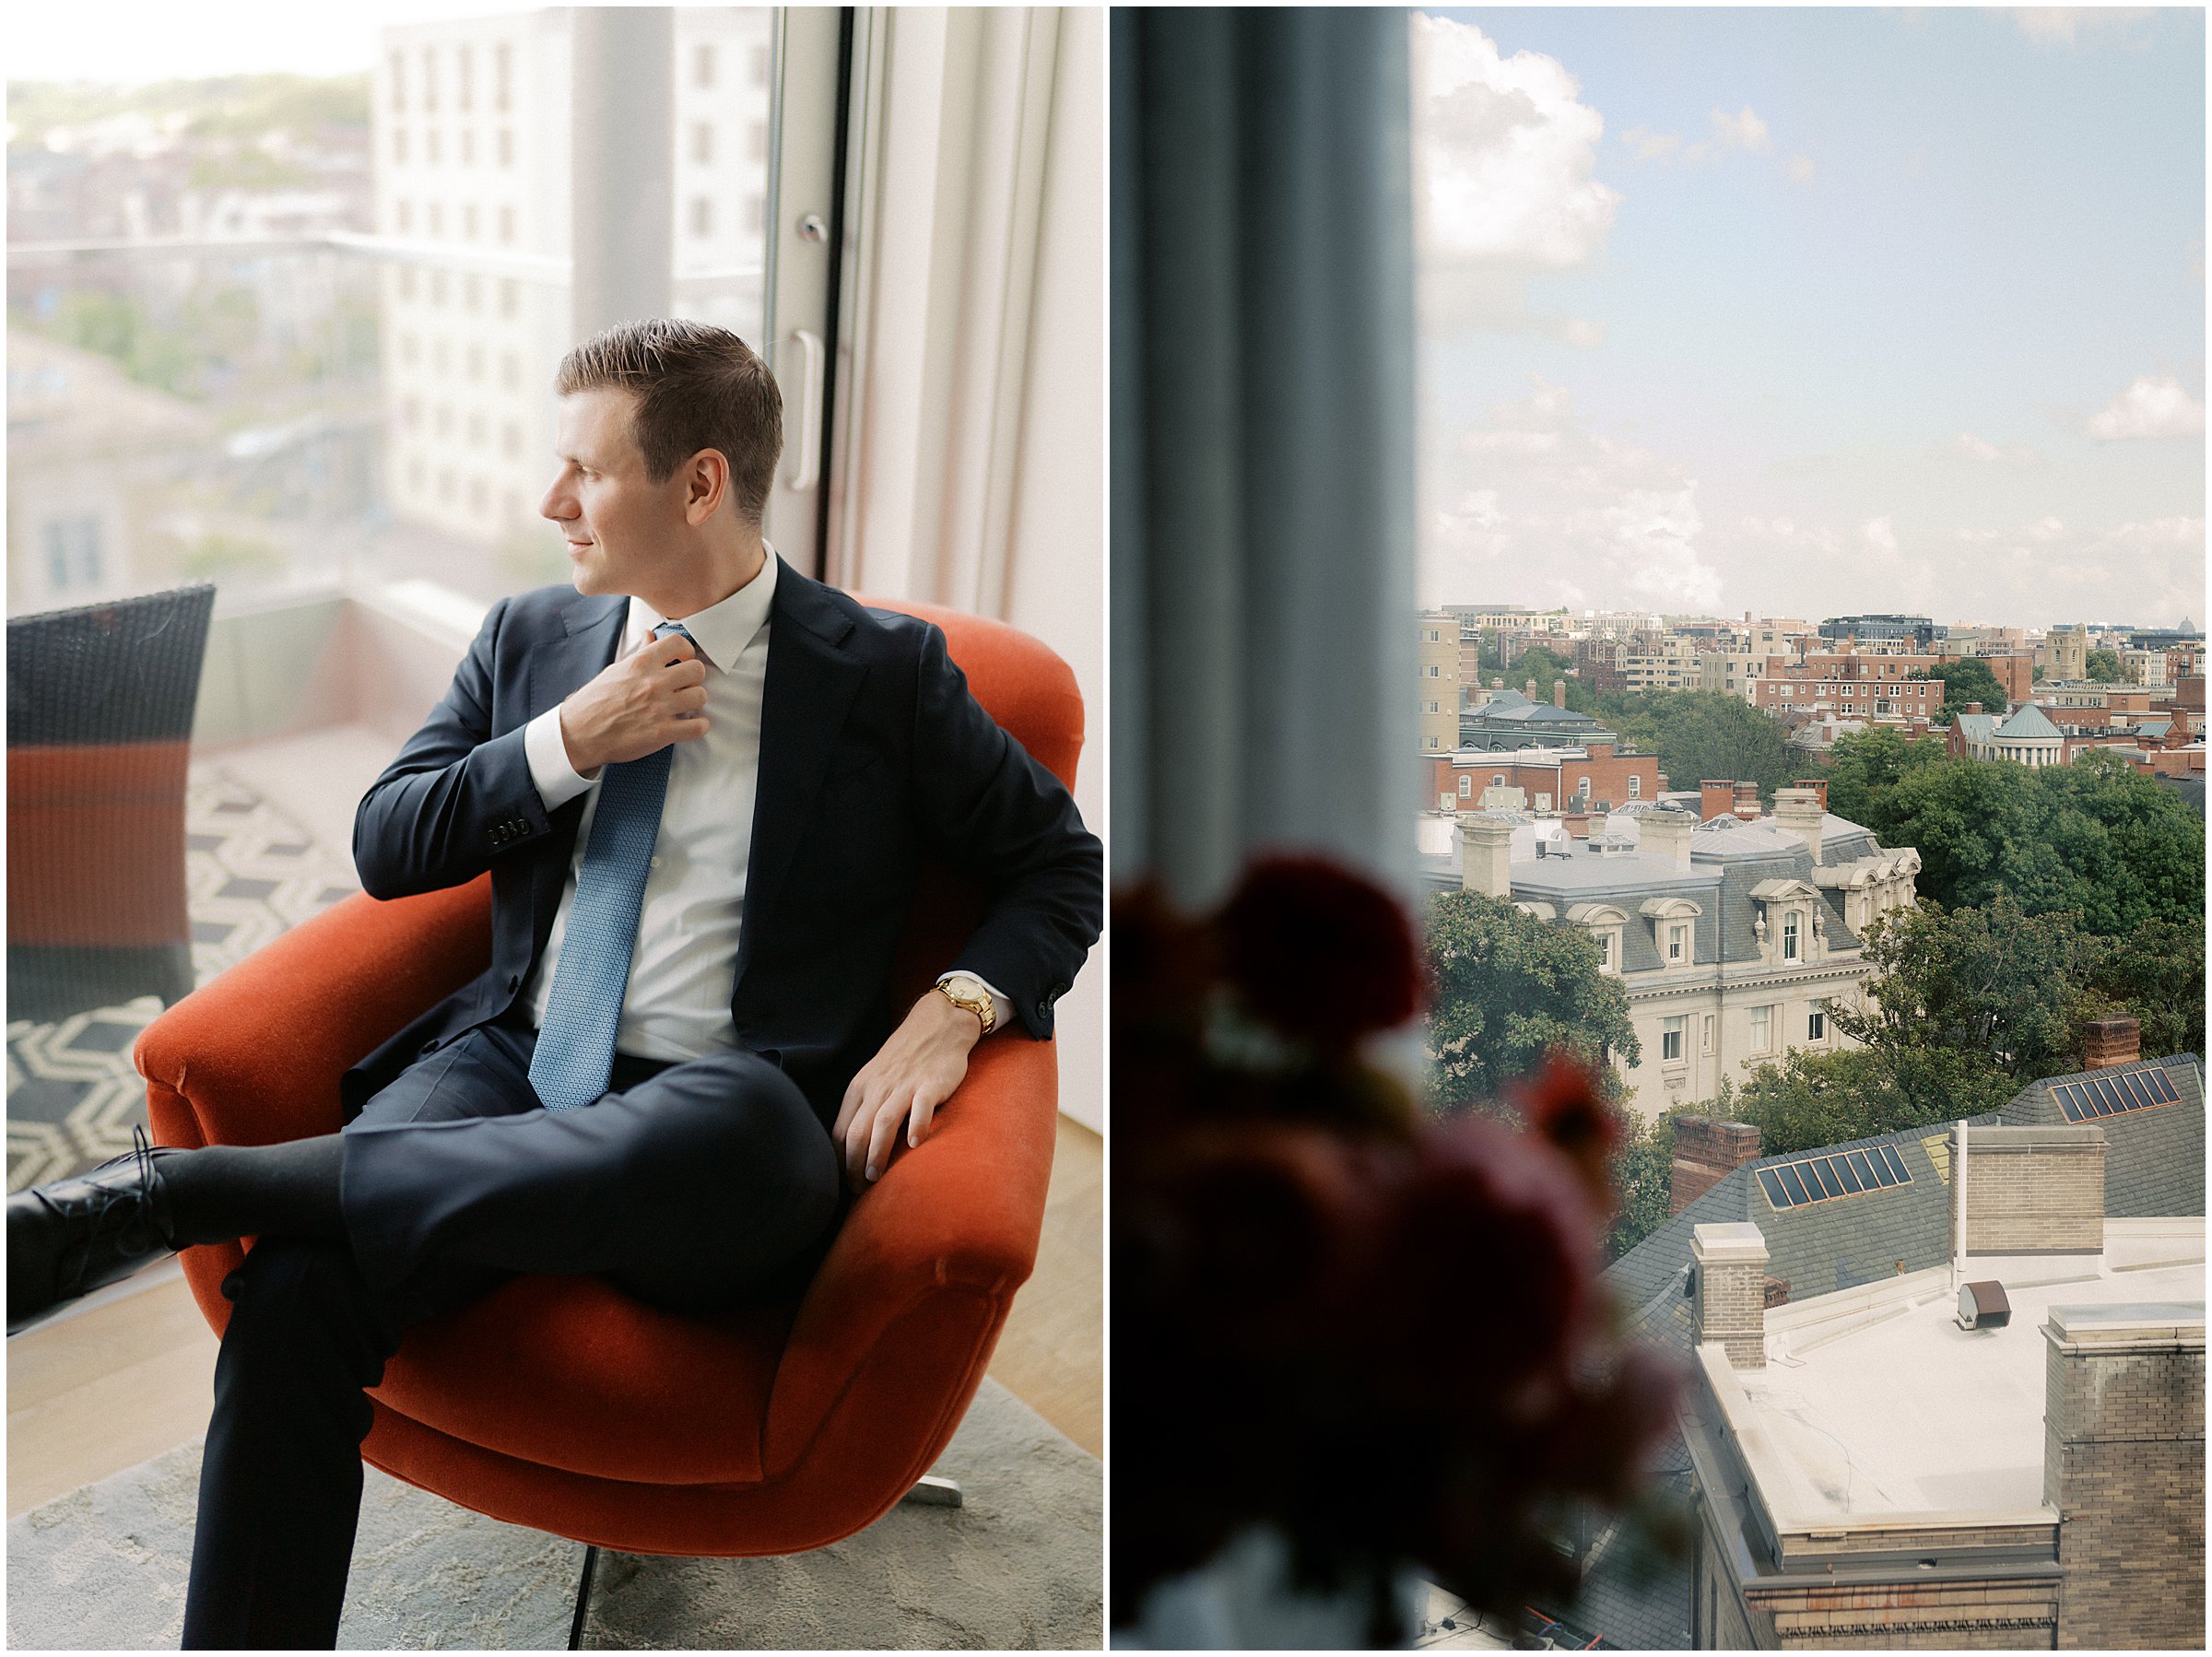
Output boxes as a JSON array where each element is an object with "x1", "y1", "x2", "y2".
[{"x1": 1718, "y1": 1223, "x2": 2203, "y2": 1526}]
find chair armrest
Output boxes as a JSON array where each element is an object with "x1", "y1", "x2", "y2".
[
  {"x1": 136, "y1": 877, "x2": 492, "y2": 1149},
  {"x1": 763, "y1": 1032, "x2": 1058, "y2": 1473}
]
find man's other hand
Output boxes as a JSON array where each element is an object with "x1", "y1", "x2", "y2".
[
  {"x1": 833, "y1": 990, "x2": 983, "y2": 1191},
  {"x1": 558, "y1": 632, "x2": 710, "y2": 775}
]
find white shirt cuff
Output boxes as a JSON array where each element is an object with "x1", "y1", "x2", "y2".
[
  {"x1": 939, "y1": 973, "x2": 1015, "y2": 1037},
  {"x1": 525, "y1": 706, "x2": 596, "y2": 811}
]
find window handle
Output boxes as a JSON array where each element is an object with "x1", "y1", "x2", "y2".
[{"x1": 783, "y1": 327, "x2": 824, "y2": 492}]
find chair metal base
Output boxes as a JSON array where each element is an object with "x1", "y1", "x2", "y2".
[{"x1": 565, "y1": 1476, "x2": 965, "y2": 1647}]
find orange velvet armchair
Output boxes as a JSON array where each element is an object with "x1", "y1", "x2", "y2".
[{"x1": 135, "y1": 597, "x2": 1085, "y2": 1640}]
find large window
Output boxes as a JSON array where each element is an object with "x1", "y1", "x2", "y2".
[{"x1": 7, "y1": 8, "x2": 783, "y2": 618}]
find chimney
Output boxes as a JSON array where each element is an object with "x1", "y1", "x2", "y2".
[
  {"x1": 1456, "y1": 811, "x2": 1513, "y2": 899},
  {"x1": 1954, "y1": 1123, "x2": 2106, "y2": 1256},
  {"x1": 1965, "y1": 700, "x2": 1982, "y2": 715},
  {"x1": 1773, "y1": 785, "x2": 1825, "y2": 864},
  {"x1": 1797, "y1": 777, "x2": 1828, "y2": 811},
  {"x1": 2041, "y1": 1305, "x2": 2206, "y2": 1650},
  {"x1": 1700, "y1": 779, "x2": 1735, "y2": 823},
  {"x1": 1552, "y1": 678, "x2": 1566, "y2": 708},
  {"x1": 1639, "y1": 808, "x2": 1694, "y2": 871},
  {"x1": 2084, "y1": 1017, "x2": 2141, "y2": 1070},
  {"x1": 1671, "y1": 1117, "x2": 1761, "y2": 1214},
  {"x1": 1525, "y1": 677, "x2": 1538, "y2": 700},
  {"x1": 1691, "y1": 1223, "x2": 1770, "y2": 1369},
  {"x1": 1564, "y1": 811, "x2": 1592, "y2": 840},
  {"x1": 1733, "y1": 780, "x2": 1760, "y2": 820}
]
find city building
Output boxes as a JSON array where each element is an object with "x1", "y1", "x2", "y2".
[
  {"x1": 2039, "y1": 622, "x2": 2089, "y2": 682},
  {"x1": 1421, "y1": 737, "x2": 1661, "y2": 817},
  {"x1": 2122, "y1": 648, "x2": 2171, "y2": 687},
  {"x1": 1434, "y1": 784, "x2": 1920, "y2": 1119},
  {"x1": 1948, "y1": 699, "x2": 2066, "y2": 767},
  {"x1": 1697, "y1": 652, "x2": 1768, "y2": 699},
  {"x1": 1418, "y1": 609, "x2": 1460, "y2": 751},
  {"x1": 1749, "y1": 656, "x2": 1944, "y2": 723},
  {"x1": 1818, "y1": 614, "x2": 1945, "y2": 652},
  {"x1": 2033, "y1": 680, "x2": 2167, "y2": 734},
  {"x1": 371, "y1": 10, "x2": 770, "y2": 548},
  {"x1": 1581, "y1": 1033, "x2": 2204, "y2": 1651},
  {"x1": 1459, "y1": 687, "x2": 1608, "y2": 751}
]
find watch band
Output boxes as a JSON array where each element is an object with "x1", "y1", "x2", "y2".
[{"x1": 934, "y1": 975, "x2": 997, "y2": 1035}]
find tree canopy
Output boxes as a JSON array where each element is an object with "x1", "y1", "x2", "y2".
[
  {"x1": 2084, "y1": 647, "x2": 2123, "y2": 682},
  {"x1": 1842, "y1": 746, "x2": 2202, "y2": 935},
  {"x1": 1595, "y1": 688, "x2": 1797, "y2": 801},
  {"x1": 1507, "y1": 646, "x2": 1600, "y2": 714},
  {"x1": 1818, "y1": 726, "x2": 1947, "y2": 827},
  {"x1": 1906, "y1": 658, "x2": 2007, "y2": 722},
  {"x1": 1732, "y1": 1045, "x2": 2017, "y2": 1158},
  {"x1": 1424, "y1": 890, "x2": 1639, "y2": 1110}
]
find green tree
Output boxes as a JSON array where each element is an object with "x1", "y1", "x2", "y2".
[
  {"x1": 2080, "y1": 916, "x2": 2207, "y2": 1062},
  {"x1": 1732, "y1": 1045, "x2": 2016, "y2": 1158},
  {"x1": 2084, "y1": 647, "x2": 2123, "y2": 682},
  {"x1": 1509, "y1": 645, "x2": 1598, "y2": 714},
  {"x1": 1598, "y1": 689, "x2": 1797, "y2": 801},
  {"x1": 1836, "y1": 897, "x2": 2100, "y2": 1079},
  {"x1": 1424, "y1": 889, "x2": 1640, "y2": 1110},
  {"x1": 1819, "y1": 725, "x2": 1946, "y2": 826},
  {"x1": 1907, "y1": 658, "x2": 2007, "y2": 719},
  {"x1": 2031, "y1": 664, "x2": 2047, "y2": 685}
]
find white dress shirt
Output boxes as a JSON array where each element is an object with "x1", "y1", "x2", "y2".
[{"x1": 521, "y1": 549, "x2": 1008, "y2": 1063}]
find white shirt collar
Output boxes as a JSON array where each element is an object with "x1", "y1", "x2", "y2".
[{"x1": 626, "y1": 545, "x2": 780, "y2": 672}]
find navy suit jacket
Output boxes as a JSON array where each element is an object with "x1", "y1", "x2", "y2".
[{"x1": 344, "y1": 561, "x2": 1101, "y2": 1123}]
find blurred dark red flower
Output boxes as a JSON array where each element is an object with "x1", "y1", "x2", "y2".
[
  {"x1": 1511, "y1": 1051, "x2": 1621, "y2": 1209},
  {"x1": 1216, "y1": 853, "x2": 1425, "y2": 1048},
  {"x1": 1112, "y1": 879, "x2": 1220, "y2": 1032}
]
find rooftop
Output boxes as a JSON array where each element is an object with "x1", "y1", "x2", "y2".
[{"x1": 1718, "y1": 1240, "x2": 2202, "y2": 1523}]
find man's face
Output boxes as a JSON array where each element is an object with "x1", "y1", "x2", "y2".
[{"x1": 540, "y1": 386, "x2": 690, "y2": 599}]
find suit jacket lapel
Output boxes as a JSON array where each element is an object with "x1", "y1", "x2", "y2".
[
  {"x1": 735, "y1": 571, "x2": 867, "y2": 993},
  {"x1": 524, "y1": 593, "x2": 627, "y2": 934}
]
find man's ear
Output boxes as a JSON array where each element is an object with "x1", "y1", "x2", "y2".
[{"x1": 684, "y1": 448, "x2": 729, "y2": 525}]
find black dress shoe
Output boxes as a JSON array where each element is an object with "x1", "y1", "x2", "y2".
[{"x1": 7, "y1": 1127, "x2": 181, "y2": 1334}]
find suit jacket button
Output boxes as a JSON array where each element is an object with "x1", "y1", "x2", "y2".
[{"x1": 420, "y1": 1039, "x2": 440, "y2": 1056}]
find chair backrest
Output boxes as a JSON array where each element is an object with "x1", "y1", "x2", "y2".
[
  {"x1": 851, "y1": 596, "x2": 1085, "y2": 1005},
  {"x1": 6, "y1": 583, "x2": 216, "y2": 747}
]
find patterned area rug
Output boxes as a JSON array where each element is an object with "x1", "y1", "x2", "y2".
[
  {"x1": 6, "y1": 1377, "x2": 1102, "y2": 1650},
  {"x1": 6, "y1": 764, "x2": 359, "y2": 1193}
]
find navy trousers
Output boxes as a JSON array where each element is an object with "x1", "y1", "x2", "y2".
[{"x1": 178, "y1": 1023, "x2": 841, "y2": 1650}]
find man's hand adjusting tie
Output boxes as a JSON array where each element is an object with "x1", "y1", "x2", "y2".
[{"x1": 558, "y1": 627, "x2": 710, "y2": 777}]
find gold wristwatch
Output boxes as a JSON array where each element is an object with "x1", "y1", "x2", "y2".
[{"x1": 934, "y1": 973, "x2": 997, "y2": 1035}]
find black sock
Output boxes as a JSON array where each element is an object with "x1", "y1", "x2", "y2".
[{"x1": 156, "y1": 1135, "x2": 347, "y2": 1249}]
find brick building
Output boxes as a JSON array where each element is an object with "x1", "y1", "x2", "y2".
[
  {"x1": 1750, "y1": 655, "x2": 1945, "y2": 722},
  {"x1": 1421, "y1": 739, "x2": 1661, "y2": 816}
]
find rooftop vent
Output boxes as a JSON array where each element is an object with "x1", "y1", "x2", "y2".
[{"x1": 1957, "y1": 1280, "x2": 2012, "y2": 1331}]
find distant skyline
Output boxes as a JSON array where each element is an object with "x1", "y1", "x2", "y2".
[
  {"x1": 7, "y1": 0, "x2": 512, "y2": 84},
  {"x1": 1413, "y1": 7, "x2": 2206, "y2": 629}
]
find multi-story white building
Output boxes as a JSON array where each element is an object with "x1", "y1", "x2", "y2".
[
  {"x1": 1439, "y1": 788, "x2": 1921, "y2": 1121},
  {"x1": 371, "y1": 9, "x2": 770, "y2": 552},
  {"x1": 1418, "y1": 608, "x2": 1458, "y2": 752}
]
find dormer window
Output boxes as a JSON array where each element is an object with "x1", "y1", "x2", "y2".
[
  {"x1": 1783, "y1": 911, "x2": 1800, "y2": 960},
  {"x1": 1667, "y1": 923, "x2": 1689, "y2": 963}
]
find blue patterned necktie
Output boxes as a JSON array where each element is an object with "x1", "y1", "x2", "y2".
[{"x1": 528, "y1": 621, "x2": 692, "y2": 1111}]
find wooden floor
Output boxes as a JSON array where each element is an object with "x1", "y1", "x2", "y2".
[{"x1": 6, "y1": 1117, "x2": 1101, "y2": 1517}]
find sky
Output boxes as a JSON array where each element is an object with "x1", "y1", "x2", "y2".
[{"x1": 1413, "y1": 6, "x2": 2206, "y2": 628}]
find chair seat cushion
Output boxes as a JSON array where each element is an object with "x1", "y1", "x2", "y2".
[{"x1": 369, "y1": 1274, "x2": 798, "y2": 1486}]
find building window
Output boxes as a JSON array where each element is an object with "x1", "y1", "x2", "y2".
[
  {"x1": 1783, "y1": 912, "x2": 1799, "y2": 961},
  {"x1": 692, "y1": 121, "x2": 714, "y2": 164},
  {"x1": 460, "y1": 129, "x2": 475, "y2": 167},
  {"x1": 1596, "y1": 932, "x2": 1614, "y2": 971},
  {"x1": 395, "y1": 199, "x2": 414, "y2": 233},
  {"x1": 495, "y1": 42, "x2": 512, "y2": 111},
  {"x1": 1628, "y1": 775, "x2": 1641, "y2": 798},
  {"x1": 463, "y1": 203, "x2": 478, "y2": 241},
  {"x1": 1491, "y1": 773, "x2": 1505, "y2": 787},
  {"x1": 1663, "y1": 1017, "x2": 1685, "y2": 1063},
  {"x1": 1667, "y1": 923, "x2": 1688, "y2": 963},
  {"x1": 1457, "y1": 775, "x2": 1472, "y2": 798},
  {"x1": 422, "y1": 46, "x2": 439, "y2": 111},
  {"x1": 429, "y1": 269, "x2": 447, "y2": 306},
  {"x1": 457, "y1": 44, "x2": 474, "y2": 111},
  {"x1": 465, "y1": 344, "x2": 484, "y2": 381},
  {"x1": 1701, "y1": 1013, "x2": 1715, "y2": 1054},
  {"x1": 1750, "y1": 1005, "x2": 1772, "y2": 1052},
  {"x1": 498, "y1": 128, "x2": 513, "y2": 167},
  {"x1": 1427, "y1": 736, "x2": 1439, "y2": 749},
  {"x1": 694, "y1": 43, "x2": 716, "y2": 88},
  {"x1": 462, "y1": 274, "x2": 480, "y2": 311},
  {"x1": 1808, "y1": 1002, "x2": 1828, "y2": 1042},
  {"x1": 500, "y1": 350, "x2": 520, "y2": 389},
  {"x1": 498, "y1": 206, "x2": 515, "y2": 244},
  {"x1": 1426, "y1": 664, "x2": 1440, "y2": 677},
  {"x1": 752, "y1": 44, "x2": 771, "y2": 86},
  {"x1": 393, "y1": 127, "x2": 408, "y2": 164},
  {"x1": 428, "y1": 202, "x2": 444, "y2": 237},
  {"x1": 1577, "y1": 775, "x2": 1591, "y2": 799},
  {"x1": 691, "y1": 196, "x2": 713, "y2": 238},
  {"x1": 396, "y1": 264, "x2": 417, "y2": 300},
  {"x1": 502, "y1": 421, "x2": 521, "y2": 458}
]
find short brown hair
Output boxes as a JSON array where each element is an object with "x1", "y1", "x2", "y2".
[{"x1": 554, "y1": 318, "x2": 782, "y2": 523}]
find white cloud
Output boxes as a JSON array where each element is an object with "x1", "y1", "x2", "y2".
[
  {"x1": 2086, "y1": 374, "x2": 2206, "y2": 441},
  {"x1": 1944, "y1": 431, "x2": 2043, "y2": 466},
  {"x1": 1786, "y1": 153, "x2": 1817, "y2": 184},
  {"x1": 2012, "y1": 8, "x2": 2158, "y2": 46},
  {"x1": 1620, "y1": 126, "x2": 1681, "y2": 163},
  {"x1": 1423, "y1": 376, "x2": 1724, "y2": 611},
  {"x1": 1952, "y1": 432, "x2": 2004, "y2": 462},
  {"x1": 1708, "y1": 105, "x2": 1771, "y2": 153},
  {"x1": 1411, "y1": 14, "x2": 1621, "y2": 335},
  {"x1": 1621, "y1": 105, "x2": 1806, "y2": 176}
]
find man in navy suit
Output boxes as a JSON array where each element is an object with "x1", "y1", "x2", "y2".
[{"x1": 6, "y1": 319, "x2": 1101, "y2": 1648}]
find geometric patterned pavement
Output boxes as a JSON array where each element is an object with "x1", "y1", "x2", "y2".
[{"x1": 6, "y1": 761, "x2": 360, "y2": 1192}]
